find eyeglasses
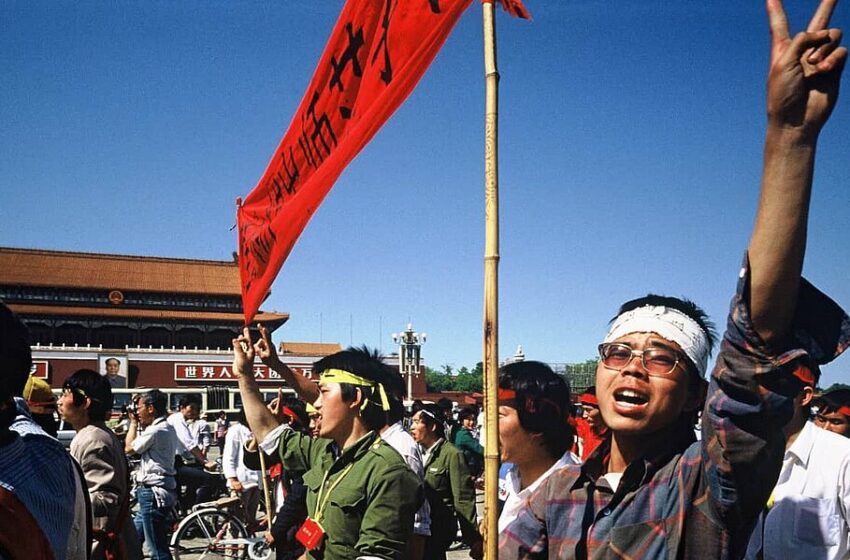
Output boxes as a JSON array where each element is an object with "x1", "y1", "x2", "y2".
[{"x1": 598, "y1": 342, "x2": 683, "y2": 376}]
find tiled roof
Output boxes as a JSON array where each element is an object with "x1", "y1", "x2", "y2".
[
  {"x1": 8, "y1": 303, "x2": 289, "y2": 326},
  {"x1": 0, "y1": 247, "x2": 242, "y2": 296},
  {"x1": 279, "y1": 342, "x2": 342, "y2": 357}
]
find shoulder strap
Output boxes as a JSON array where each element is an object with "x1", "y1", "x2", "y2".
[{"x1": 0, "y1": 486, "x2": 55, "y2": 560}]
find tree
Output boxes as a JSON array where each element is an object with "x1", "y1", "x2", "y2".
[
  {"x1": 822, "y1": 382, "x2": 850, "y2": 393},
  {"x1": 426, "y1": 366, "x2": 453, "y2": 392}
]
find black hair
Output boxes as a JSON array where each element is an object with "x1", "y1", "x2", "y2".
[
  {"x1": 415, "y1": 403, "x2": 446, "y2": 438},
  {"x1": 499, "y1": 361, "x2": 574, "y2": 458},
  {"x1": 815, "y1": 388, "x2": 850, "y2": 413},
  {"x1": 457, "y1": 405, "x2": 478, "y2": 423},
  {"x1": 63, "y1": 369, "x2": 114, "y2": 422},
  {"x1": 237, "y1": 406, "x2": 248, "y2": 426},
  {"x1": 614, "y1": 294, "x2": 718, "y2": 376},
  {"x1": 0, "y1": 303, "x2": 32, "y2": 401},
  {"x1": 436, "y1": 397, "x2": 453, "y2": 410},
  {"x1": 138, "y1": 389, "x2": 168, "y2": 417},
  {"x1": 178, "y1": 394, "x2": 202, "y2": 409},
  {"x1": 313, "y1": 345, "x2": 391, "y2": 432},
  {"x1": 381, "y1": 364, "x2": 407, "y2": 425}
]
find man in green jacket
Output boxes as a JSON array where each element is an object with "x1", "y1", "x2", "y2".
[
  {"x1": 412, "y1": 403, "x2": 482, "y2": 560},
  {"x1": 232, "y1": 327, "x2": 422, "y2": 560}
]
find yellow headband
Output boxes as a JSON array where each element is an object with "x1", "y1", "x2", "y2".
[{"x1": 319, "y1": 368, "x2": 391, "y2": 412}]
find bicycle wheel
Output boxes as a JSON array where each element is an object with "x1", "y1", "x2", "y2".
[{"x1": 170, "y1": 508, "x2": 249, "y2": 559}]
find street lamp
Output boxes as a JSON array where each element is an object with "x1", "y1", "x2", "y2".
[{"x1": 391, "y1": 323, "x2": 426, "y2": 401}]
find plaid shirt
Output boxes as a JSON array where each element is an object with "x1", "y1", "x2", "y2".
[{"x1": 499, "y1": 256, "x2": 850, "y2": 560}]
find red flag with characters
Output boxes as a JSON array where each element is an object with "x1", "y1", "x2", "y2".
[{"x1": 237, "y1": 0, "x2": 530, "y2": 323}]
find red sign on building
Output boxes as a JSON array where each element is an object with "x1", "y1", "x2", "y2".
[
  {"x1": 174, "y1": 363, "x2": 317, "y2": 382},
  {"x1": 175, "y1": 363, "x2": 286, "y2": 382},
  {"x1": 29, "y1": 360, "x2": 48, "y2": 379}
]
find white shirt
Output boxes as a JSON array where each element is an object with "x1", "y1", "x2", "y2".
[
  {"x1": 189, "y1": 418, "x2": 212, "y2": 453},
  {"x1": 381, "y1": 421, "x2": 431, "y2": 536},
  {"x1": 498, "y1": 450, "x2": 579, "y2": 532},
  {"x1": 746, "y1": 421, "x2": 850, "y2": 560},
  {"x1": 222, "y1": 423, "x2": 260, "y2": 489},
  {"x1": 132, "y1": 417, "x2": 178, "y2": 489},
  {"x1": 167, "y1": 411, "x2": 197, "y2": 459}
]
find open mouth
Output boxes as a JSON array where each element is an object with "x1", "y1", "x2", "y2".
[{"x1": 613, "y1": 388, "x2": 649, "y2": 407}]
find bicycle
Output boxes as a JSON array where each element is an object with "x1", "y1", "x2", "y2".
[{"x1": 169, "y1": 495, "x2": 272, "y2": 560}]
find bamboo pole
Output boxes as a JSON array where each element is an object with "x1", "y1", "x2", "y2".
[
  {"x1": 258, "y1": 450, "x2": 274, "y2": 534},
  {"x1": 481, "y1": 2, "x2": 500, "y2": 559}
]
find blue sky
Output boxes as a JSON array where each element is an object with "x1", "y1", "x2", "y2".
[{"x1": 2, "y1": 1, "x2": 849, "y2": 387}]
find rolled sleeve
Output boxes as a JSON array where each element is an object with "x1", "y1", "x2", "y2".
[{"x1": 702, "y1": 253, "x2": 850, "y2": 552}]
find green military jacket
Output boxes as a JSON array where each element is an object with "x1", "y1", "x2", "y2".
[
  {"x1": 277, "y1": 429, "x2": 421, "y2": 560},
  {"x1": 423, "y1": 439, "x2": 480, "y2": 548}
]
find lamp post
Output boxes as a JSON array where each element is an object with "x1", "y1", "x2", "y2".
[{"x1": 391, "y1": 323, "x2": 426, "y2": 401}]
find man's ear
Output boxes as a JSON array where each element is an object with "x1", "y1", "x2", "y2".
[
  {"x1": 799, "y1": 385, "x2": 815, "y2": 408},
  {"x1": 348, "y1": 387, "x2": 364, "y2": 411},
  {"x1": 683, "y1": 376, "x2": 708, "y2": 413}
]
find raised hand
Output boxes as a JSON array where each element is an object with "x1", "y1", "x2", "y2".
[
  {"x1": 766, "y1": 0, "x2": 847, "y2": 138},
  {"x1": 232, "y1": 326, "x2": 256, "y2": 377},
  {"x1": 253, "y1": 323, "x2": 280, "y2": 367}
]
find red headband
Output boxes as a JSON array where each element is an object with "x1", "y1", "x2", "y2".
[
  {"x1": 838, "y1": 406, "x2": 850, "y2": 417},
  {"x1": 498, "y1": 388, "x2": 516, "y2": 401},
  {"x1": 579, "y1": 394, "x2": 599, "y2": 406},
  {"x1": 792, "y1": 363, "x2": 816, "y2": 387},
  {"x1": 281, "y1": 406, "x2": 299, "y2": 425}
]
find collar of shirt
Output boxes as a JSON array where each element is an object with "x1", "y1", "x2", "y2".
[
  {"x1": 423, "y1": 438, "x2": 443, "y2": 467},
  {"x1": 578, "y1": 427, "x2": 693, "y2": 495},
  {"x1": 333, "y1": 430, "x2": 380, "y2": 472},
  {"x1": 506, "y1": 450, "x2": 578, "y2": 499},
  {"x1": 785, "y1": 421, "x2": 817, "y2": 468}
]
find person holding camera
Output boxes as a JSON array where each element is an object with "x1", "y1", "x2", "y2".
[{"x1": 125, "y1": 389, "x2": 179, "y2": 560}]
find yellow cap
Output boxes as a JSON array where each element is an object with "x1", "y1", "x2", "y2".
[{"x1": 23, "y1": 376, "x2": 56, "y2": 413}]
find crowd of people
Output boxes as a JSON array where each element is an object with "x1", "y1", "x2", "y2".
[{"x1": 1, "y1": 1, "x2": 849, "y2": 559}]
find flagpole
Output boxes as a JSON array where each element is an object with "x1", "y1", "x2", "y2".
[
  {"x1": 258, "y1": 449, "x2": 274, "y2": 534},
  {"x1": 481, "y1": 1, "x2": 500, "y2": 558}
]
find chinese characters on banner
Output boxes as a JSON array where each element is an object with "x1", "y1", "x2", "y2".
[
  {"x1": 174, "y1": 363, "x2": 315, "y2": 382},
  {"x1": 237, "y1": 0, "x2": 474, "y2": 323}
]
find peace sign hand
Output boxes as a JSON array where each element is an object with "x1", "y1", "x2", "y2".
[{"x1": 766, "y1": 0, "x2": 847, "y2": 139}]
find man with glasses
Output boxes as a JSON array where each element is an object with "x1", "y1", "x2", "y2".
[
  {"x1": 500, "y1": 0, "x2": 849, "y2": 558},
  {"x1": 125, "y1": 389, "x2": 179, "y2": 560}
]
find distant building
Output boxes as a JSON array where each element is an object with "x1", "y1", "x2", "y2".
[{"x1": 0, "y1": 247, "x2": 351, "y2": 392}]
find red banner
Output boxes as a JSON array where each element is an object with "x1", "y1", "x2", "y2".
[{"x1": 237, "y1": 0, "x2": 473, "y2": 323}]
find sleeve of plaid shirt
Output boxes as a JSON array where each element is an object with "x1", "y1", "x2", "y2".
[{"x1": 702, "y1": 253, "x2": 850, "y2": 554}]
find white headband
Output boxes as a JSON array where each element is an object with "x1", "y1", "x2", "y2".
[{"x1": 603, "y1": 305, "x2": 710, "y2": 377}]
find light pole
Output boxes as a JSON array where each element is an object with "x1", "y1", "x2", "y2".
[{"x1": 391, "y1": 323, "x2": 426, "y2": 401}]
